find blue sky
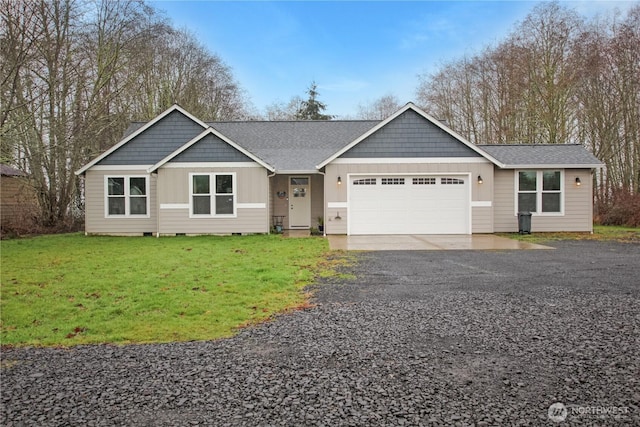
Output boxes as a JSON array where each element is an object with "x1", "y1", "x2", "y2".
[{"x1": 151, "y1": 1, "x2": 635, "y2": 118}]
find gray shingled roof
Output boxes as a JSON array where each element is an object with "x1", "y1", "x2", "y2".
[
  {"x1": 210, "y1": 121, "x2": 378, "y2": 171},
  {"x1": 118, "y1": 121, "x2": 602, "y2": 171},
  {"x1": 479, "y1": 144, "x2": 602, "y2": 168},
  {"x1": 0, "y1": 164, "x2": 26, "y2": 177}
]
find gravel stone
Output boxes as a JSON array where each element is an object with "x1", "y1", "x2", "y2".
[{"x1": 1, "y1": 241, "x2": 639, "y2": 426}]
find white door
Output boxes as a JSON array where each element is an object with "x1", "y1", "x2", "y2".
[
  {"x1": 349, "y1": 175, "x2": 470, "y2": 235},
  {"x1": 289, "y1": 177, "x2": 310, "y2": 228}
]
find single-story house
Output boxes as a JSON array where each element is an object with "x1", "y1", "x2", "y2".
[{"x1": 76, "y1": 103, "x2": 602, "y2": 236}]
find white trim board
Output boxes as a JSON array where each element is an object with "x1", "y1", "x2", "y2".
[
  {"x1": 160, "y1": 203, "x2": 189, "y2": 209},
  {"x1": 328, "y1": 202, "x2": 348, "y2": 208},
  {"x1": 237, "y1": 203, "x2": 266, "y2": 209},
  {"x1": 161, "y1": 162, "x2": 263, "y2": 169},
  {"x1": 90, "y1": 165, "x2": 153, "y2": 171},
  {"x1": 331, "y1": 157, "x2": 490, "y2": 164}
]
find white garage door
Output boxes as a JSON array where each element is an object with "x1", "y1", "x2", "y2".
[{"x1": 349, "y1": 175, "x2": 470, "y2": 235}]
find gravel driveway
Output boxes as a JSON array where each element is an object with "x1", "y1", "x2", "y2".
[{"x1": 2, "y1": 240, "x2": 639, "y2": 426}]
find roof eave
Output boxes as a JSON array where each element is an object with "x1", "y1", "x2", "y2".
[{"x1": 499, "y1": 163, "x2": 604, "y2": 169}]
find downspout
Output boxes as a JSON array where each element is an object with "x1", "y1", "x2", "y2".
[
  {"x1": 268, "y1": 171, "x2": 277, "y2": 234},
  {"x1": 318, "y1": 170, "x2": 326, "y2": 237},
  {"x1": 154, "y1": 171, "x2": 160, "y2": 238}
]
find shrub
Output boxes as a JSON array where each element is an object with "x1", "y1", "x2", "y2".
[{"x1": 595, "y1": 189, "x2": 640, "y2": 227}]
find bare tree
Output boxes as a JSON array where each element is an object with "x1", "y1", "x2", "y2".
[
  {"x1": 356, "y1": 94, "x2": 402, "y2": 120},
  {"x1": 0, "y1": 0, "x2": 251, "y2": 228}
]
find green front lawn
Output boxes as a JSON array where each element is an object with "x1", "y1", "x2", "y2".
[
  {"x1": 500, "y1": 225, "x2": 640, "y2": 243},
  {"x1": 1, "y1": 234, "x2": 342, "y2": 347}
]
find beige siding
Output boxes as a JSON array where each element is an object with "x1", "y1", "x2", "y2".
[
  {"x1": 472, "y1": 207, "x2": 493, "y2": 233},
  {"x1": 159, "y1": 209, "x2": 267, "y2": 235},
  {"x1": 84, "y1": 169, "x2": 157, "y2": 235},
  {"x1": 493, "y1": 169, "x2": 593, "y2": 232},
  {"x1": 157, "y1": 166, "x2": 269, "y2": 234},
  {"x1": 324, "y1": 161, "x2": 494, "y2": 234}
]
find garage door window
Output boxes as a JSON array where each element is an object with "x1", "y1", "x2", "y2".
[
  {"x1": 353, "y1": 178, "x2": 376, "y2": 185},
  {"x1": 381, "y1": 178, "x2": 404, "y2": 185},
  {"x1": 413, "y1": 178, "x2": 436, "y2": 185},
  {"x1": 442, "y1": 178, "x2": 464, "y2": 185}
]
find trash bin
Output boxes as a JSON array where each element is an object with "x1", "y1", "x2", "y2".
[{"x1": 518, "y1": 211, "x2": 532, "y2": 234}]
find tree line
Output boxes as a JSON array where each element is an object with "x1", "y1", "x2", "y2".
[
  {"x1": 416, "y1": 2, "x2": 640, "y2": 209},
  {"x1": 1, "y1": 0, "x2": 248, "y2": 228}
]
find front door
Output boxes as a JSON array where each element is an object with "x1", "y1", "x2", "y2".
[{"x1": 289, "y1": 176, "x2": 310, "y2": 228}]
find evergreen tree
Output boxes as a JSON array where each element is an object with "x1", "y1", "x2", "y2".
[{"x1": 295, "y1": 82, "x2": 333, "y2": 120}]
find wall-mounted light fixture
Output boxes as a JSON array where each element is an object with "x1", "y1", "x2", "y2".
[
  {"x1": 575, "y1": 177, "x2": 581, "y2": 186},
  {"x1": 477, "y1": 175, "x2": 483, "y2": 184},
  {"x1": 337, "y1": 176, "x2": 342, "y2": 185}
]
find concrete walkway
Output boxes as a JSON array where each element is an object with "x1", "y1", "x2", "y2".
[{"x1": 327, "y1": 234, "x2": 552, "y2": 251}]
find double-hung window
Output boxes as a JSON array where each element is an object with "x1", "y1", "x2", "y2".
[
  {"x1": 517, "y1": 170, "x2": 563, "y2": 215},
  {"x1": 190, "y1": 173, "x2": 235, "y2": 217},
  {"x1": 105, "y1": 176, "x2": 149, "y2": 217}
]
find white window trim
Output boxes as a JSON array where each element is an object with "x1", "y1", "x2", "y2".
[
  {"x1": 104, "y1": 175, "x2": 150, "y2": 218},
  {"x1": 189, "y1": 172, "x2": 237, "y2": 218},
  {"x1": 514, "y1": 170, "x2": 564, "y2": 216}
]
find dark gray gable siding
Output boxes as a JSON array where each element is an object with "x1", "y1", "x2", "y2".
[
  {"x1": 170, "y1": 133, "x2": 253, "y2": 163},
  {"x1": 98, "y1": 110, "x2": 205, "y2": 165},
  {"x1": 340, "y1": 109, "x2": 480, "y2": 158}
]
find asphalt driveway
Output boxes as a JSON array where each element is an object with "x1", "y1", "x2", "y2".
[{"x1": 2, "y1": 240, "x2": 639, "y2": 426}]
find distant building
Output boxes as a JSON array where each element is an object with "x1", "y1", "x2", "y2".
[{"x1": 1, "y1": 164, "x2": 37, "y2": 234}]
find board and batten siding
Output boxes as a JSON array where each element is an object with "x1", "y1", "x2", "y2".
[
  {"x1": 156, "y1": 166, "x2": 269, "y2": 235},
  {"x1": 84, "y1": 169, "x2": 157, "y2": 235},
  {"x1": 324, "y1": 161, "x2": 494, "y2": 234},
  {"x1": 493, "y1": 168, "x2": 593, "y2": 232}
]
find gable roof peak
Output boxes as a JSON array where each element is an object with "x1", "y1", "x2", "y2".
[{"x1": 75, "y1": 104, "x2": 208, "y2": 175}]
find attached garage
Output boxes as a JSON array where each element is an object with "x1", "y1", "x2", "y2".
[{"x1": 348, "y1": 174, "x2": 471, "y2": 235}]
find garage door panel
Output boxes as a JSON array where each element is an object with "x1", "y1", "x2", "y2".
[{"x1": 349, "y1": 175, "x2": 469, "y2": 235}]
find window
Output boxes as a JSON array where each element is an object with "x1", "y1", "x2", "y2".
[
  {"x1": 106, "y1": 176, "x2": 148, "y2": 217},
  {"x1": 441, "y1": 178, "x2": 464, "y2": 185},
  {"x1": 517, "y1": 170, "x2": 563, "y2": 214},
  {"x1": 353, "y1": 178, "x2": 376, "y2": 185},
  {"x1": 413, "y1": 177, "x2": 436, "y2": 185},
  {"x1": 381, "y1": 178, "x2": 405, "y2": 185},
  {"x1": 190, "y1": 173, "x2": 235, "y2": 217}
]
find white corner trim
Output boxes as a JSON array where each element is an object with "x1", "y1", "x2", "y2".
[
  {"x1": 471, "y1": 201, "x2": 492, "y2": 207},
  {"x1": 237, "y1": 203, "x2": 266, "y2": 209},
  {"x1": 328, "y1": 202, "x2": 348, "y2": 208},
  {"x1": 331, "y1": 157, "x2": 490, "y2": 165},
  {"x1": 160, "y1": 203, "x2": 189, "y2": 209}
]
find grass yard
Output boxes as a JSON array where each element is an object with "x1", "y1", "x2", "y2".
[
  {"x1": 1, "y1": 233, "x2": 344, "y2": 347},
  {"x1": 501, "y1": 225, "x2": 640, "y2": 243}
]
